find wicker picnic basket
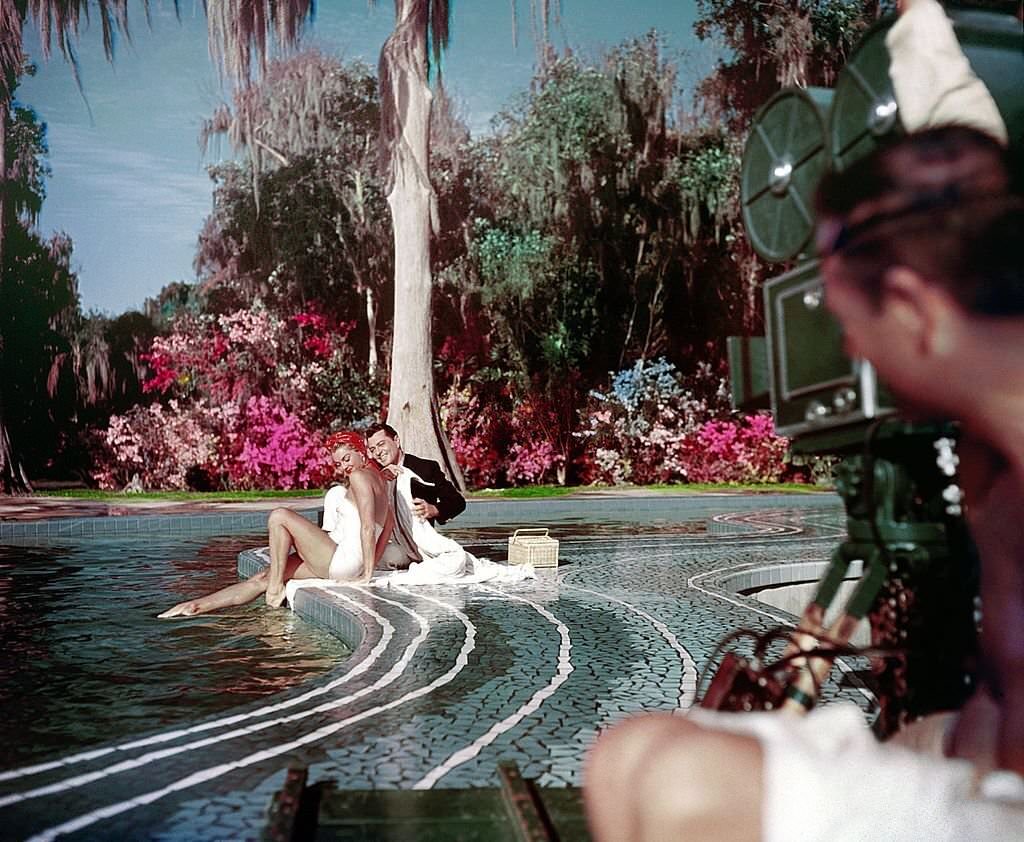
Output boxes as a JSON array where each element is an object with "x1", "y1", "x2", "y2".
[{"x1": 508, "y1": 528, "x2": 559, "y2": 568}]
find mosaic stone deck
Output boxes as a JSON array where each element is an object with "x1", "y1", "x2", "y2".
[{"x1": 1, "y1": 493, "x2": 864, "y2": 841}]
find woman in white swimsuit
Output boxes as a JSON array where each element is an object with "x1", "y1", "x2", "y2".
[{"x1": 158, "y1": 431, "x2": 394, "y2": 618}]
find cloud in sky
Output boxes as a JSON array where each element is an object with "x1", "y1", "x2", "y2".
[
  {"x1": 17, "y1": 0, "x2": 715, "y2": 316},
  {"x1": 39, "y1": 120, "x2": 211, "y2": 314}
]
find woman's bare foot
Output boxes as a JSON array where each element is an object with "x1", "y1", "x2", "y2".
[
  {"x1": 157, "y1": 601, "x2": 200, "y2": 619},
  {"x1": 265, "y1": 587, "x2": 286, "y2": 609}
]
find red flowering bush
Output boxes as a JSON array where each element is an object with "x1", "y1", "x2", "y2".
[
  {"x1": 228, "y1": 396, "x2": 332, "y2": 489},
  {"x1": 439, "y1": 383, "x2": 512, "y2": 489},
  {"x1": 92, "y1": 303, "x2": 375, "y2": 490},
  {"x1": 678, "y1": 414, "x2": 791, "y2": 483},
  {"x1": 506, "y1": 385, "x2": 578, "y2": 486}
]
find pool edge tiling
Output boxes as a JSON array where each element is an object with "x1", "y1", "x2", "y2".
[
  {"x1": 1, "y1": 495, "x2": 857, "y2": 841},
  {"x1": 0, "y1": 510, "x2": 322, "y2": 540}
]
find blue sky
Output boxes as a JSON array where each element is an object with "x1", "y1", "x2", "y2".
[{"x1": 18, "y1": 1, "x2": 719, "y2": 316}]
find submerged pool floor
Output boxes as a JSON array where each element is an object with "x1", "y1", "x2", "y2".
[{"x1": 0, "y1": 494, "x2": 858, "y2": 841}]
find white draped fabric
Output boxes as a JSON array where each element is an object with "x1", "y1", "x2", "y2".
[
  {"x1": 284, "y1": 467, "x2": 533, "y2": 606},
  {"x1": 381, "y1": 469, "x2": 534, "y2": 586}
]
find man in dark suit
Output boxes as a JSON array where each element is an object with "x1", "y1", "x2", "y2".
[{"x1": 365, "y1": 423, "x2": 466, "y2": 526}]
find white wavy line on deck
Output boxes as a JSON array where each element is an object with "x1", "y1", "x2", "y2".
[
  {"x1": 1, "y1": 588, "x2": 429, "y2": 808},
  {"x1": 687, "y1": 562, "x2": 878, "y2": 710},
  {"x1": 556, "y1": 543, "x2": 831, "y2": 588},
  {"x1": 555, "y1": 512, "x2": 840, "y2": 587},
  {"x1": 26, "y1": 587, "x2": 476, "y2": 842},
  {"x1": 564, "y1": 583, "x2": 699, "y2": 710},
  {"x1": 789, "y1": 511, "x2": 847, "y2": 538},
  {"x1": 711, "y1": 510, "x2": 802, "y2": 535},
  {"x1": 688, "y1": 560, "x2": 823, "y2": 625},
  {"x1": 711, "y1": 508, "x2": 845, "y2": 541},
  {"x1": 413, "y1": 584, "x2": 573, "y2": 790},
  {"x1": 0, "y1": 587, "x2": 394, "y2": 784}
]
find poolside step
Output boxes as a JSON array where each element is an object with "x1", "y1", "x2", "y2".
[{"x1": 265, "y1": 762, "x2": 590, "y2": 841}]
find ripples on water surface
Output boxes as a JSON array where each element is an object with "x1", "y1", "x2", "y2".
[{"x1": 0, "y1": 531, "x2": 350, "y2": 768}]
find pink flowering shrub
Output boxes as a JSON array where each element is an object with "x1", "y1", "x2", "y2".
[
  {"x1": 508, "y1": 439, "x2": 563, "y2": 484},
  {"x1": 228, "y1": 396, "x2": 332, "y2": 489},
  {"x1": 439, "y1": 383, "x2": 512, "y2": 489},
  {"x1": 92, "y1": 303, "x2": 375, "y2": 490},
  {"x1": 678, "y1": 414, "x2": 791, "y2": 483},
  {"x1": 92, "y1": 400, "x2": 218, "y2": 490},
  {"x1": 577, "y1": 358, "x2": 796, "y2": 485}
]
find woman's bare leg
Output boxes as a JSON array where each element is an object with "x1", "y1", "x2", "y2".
[
  {"x1": 265, "y1": 508, "x2": 336, "y2": 607},
  {"x1": 159, "y1": 509, "x2": 335, "y2": 618},
  {"x1": 158, "y1": 564, "x2": 288, "y2": 619}
]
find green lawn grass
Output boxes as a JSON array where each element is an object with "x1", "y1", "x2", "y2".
[
  {"x1": 37, "y1": 482, "x2": 828, "y2": 502},
  {"x1": 643, "y1": 481, "x2": 829, "y2": 494},
  {"x1": 473, "y1": 482, "x2": 829, "y2": 497}
]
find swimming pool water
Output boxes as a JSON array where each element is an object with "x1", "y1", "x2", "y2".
[{"x1": 0, "y1": 531, "x2": 350, "y2": 769}]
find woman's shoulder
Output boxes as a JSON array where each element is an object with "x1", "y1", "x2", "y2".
[{"x1": 348, "y1": 467, "x2": 383, "y2": 491}]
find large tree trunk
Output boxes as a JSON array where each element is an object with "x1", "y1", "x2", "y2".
[
  {"x1": 0, "y1": 102, "x2": 31, "y2": 494},
  {"x1": 0, "y1": 400, "x2": 30, "y2": 494},
  {"x1": 379, "y1": 0, "x2": 464, "y2": 490}
]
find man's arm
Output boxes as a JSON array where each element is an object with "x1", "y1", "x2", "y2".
[{"x1": 405, "y1": 454, "x2": 466, "y2": 524}]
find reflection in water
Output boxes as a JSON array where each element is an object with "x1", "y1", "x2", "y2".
[{"x1": 0, "y1": 532, "x2": 349, "y2": 769}]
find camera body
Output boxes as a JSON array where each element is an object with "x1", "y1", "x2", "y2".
[
  {"x1": 714, "y1": 6, "x2": 1021, "y2": 728},
  {"x1": 731, "y1": 8, "x2": 1022, "y2": 454},
  {"x1": 762, "y1": 262, "x2": 895, "y2": 452}
]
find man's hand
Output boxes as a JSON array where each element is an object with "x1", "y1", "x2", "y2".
[
  {"x1": 380, "y1": 464, "x2": 402, "y2": 481},
  {"x1": 412, "y1": 498, "x2": 439, "y2": 521},
  {"x1": 265, "y1": 586, "x2": 286, "y2": 608}
]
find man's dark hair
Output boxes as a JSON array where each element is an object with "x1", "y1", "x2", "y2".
[
  {"x1": 365, "y1": 422, "x2": 398, "y2": 440},
  {"x1": 815, "y1": 126, "x2": 1024, "y2": 315}
]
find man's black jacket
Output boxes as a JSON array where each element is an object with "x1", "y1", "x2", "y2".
[{"x1": 402, "y1": 453, "x2": 466, "y2": 525}]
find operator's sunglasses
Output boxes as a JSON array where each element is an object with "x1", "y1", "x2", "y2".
[{"x1": 815, "y1": 184, "x2": 964, "y2": 257}]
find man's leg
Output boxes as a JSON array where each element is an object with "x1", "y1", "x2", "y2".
[
  {"x1": 584, "y1": 712, "x2": 763, "y2": 842},
  {"x1": 377, "y1": 541, "x2": 413, "y2": 571}
]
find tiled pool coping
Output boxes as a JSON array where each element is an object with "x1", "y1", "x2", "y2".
[
  {"x1": 238, "y1": 547, "x2": 369, "y2": 654},
  {"x1": 0, "y1": 490, "x2": 835, "y2": 537},
  {"x1": 2, "y1": 493, "x2": 864, "y2": 841},
  {"x1": 0, "y1": 509, "x2": 319, "y2": 539}
]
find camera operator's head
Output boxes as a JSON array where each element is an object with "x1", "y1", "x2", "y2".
[{"x1": 814, "y1": 126, "x2": 1024, "y2": 421}]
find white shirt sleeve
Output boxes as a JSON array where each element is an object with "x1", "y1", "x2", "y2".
[{"x1": 886, "y1": 0, "x2": 1008, "y2": 145}]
